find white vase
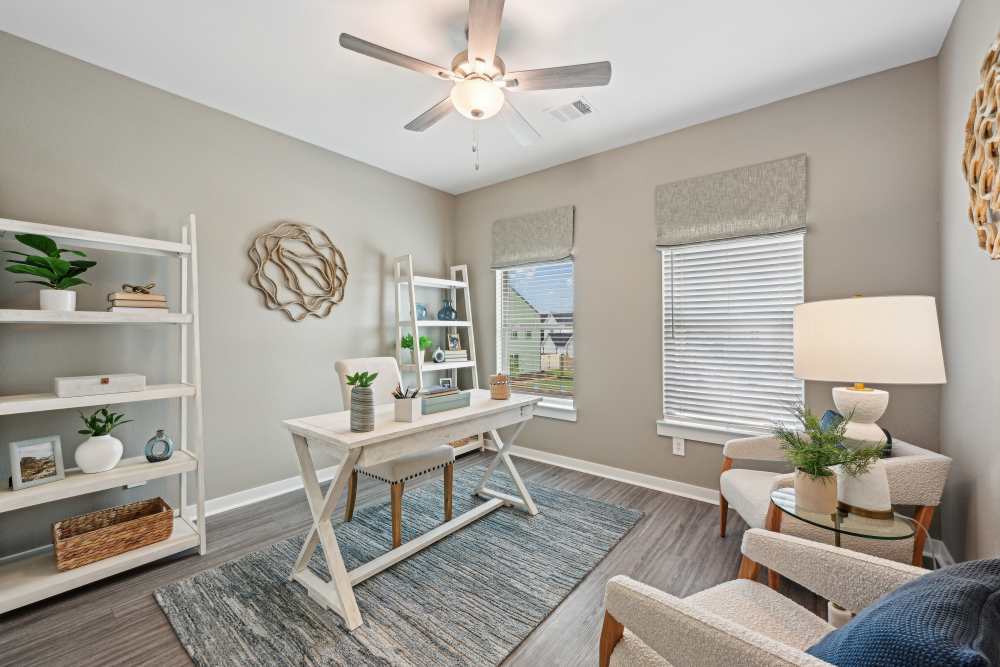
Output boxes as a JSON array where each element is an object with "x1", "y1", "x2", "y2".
[
  {"x1": 75, "y1": 434, "x2": 123, "y2": 473},
  {"x1": 39, "y1": 289, "x2": 76, "y2": 312}
]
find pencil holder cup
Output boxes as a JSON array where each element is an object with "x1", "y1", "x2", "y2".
[{"x1": 394, "y1": 398, "x2": 421, "y2": 422}]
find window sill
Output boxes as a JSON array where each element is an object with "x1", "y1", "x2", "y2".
[
  {"x1": 535, "y1": 401, "x2": 577, "y2": 422},
  {"x1": 656, "y1": 419, "x2": 758, "y2": 446}
]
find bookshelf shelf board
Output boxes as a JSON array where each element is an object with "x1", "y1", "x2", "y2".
[
  {"x1": 0, "y1": 383, "x2": 196, "y2": 416},
  {"x1": 399, "y1": 276, "x2": 467, "y2": 289},
  {"x1": 0, "y1": 451, "x2": 198, "y2": 515},
  {"x1": 453, "y1": 440, "x2": 482, "y2": 456},
  {"x1": 0, "y1": 517, "x2": 198, "y2": 614},
  {"x1": 401, "y1": 360, "x2": 475, "y2": 372},
  {"x1": 0, "y1": 217, "x2": 191, "y2": 257},
  {"x1": 400, "y1": 320, "x2": 472, "y2": 328},
  {"x1": 0, "y1": 310, "x2": 191, "y2": 325}
]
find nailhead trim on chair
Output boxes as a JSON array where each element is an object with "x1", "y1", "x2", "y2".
[{"x1": 354, "y1": 461, "x2": 452, "y2": 485}]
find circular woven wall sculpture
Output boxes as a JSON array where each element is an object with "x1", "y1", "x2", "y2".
[
  {"x1": 963, "y1": 32, "x2": 1000, "y2": 259},
  {"x1": 248, "y1": 222, "x2": 348, "y2": 321}
]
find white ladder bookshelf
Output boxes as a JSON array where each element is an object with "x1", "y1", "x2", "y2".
[
  {"x1": 0, "y1": 215, "x2": 206, "y2": 614},
  {"x1": 394, "y1": 255, "x2": 482, "y2": 455}
]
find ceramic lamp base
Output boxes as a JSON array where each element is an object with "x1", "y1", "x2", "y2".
[
  {"x1": 837, "y1": 459, "x2": 892, "y2": 518},
  {"x1": 832, "y1": 386, "x2": 889, "y2": 443}
]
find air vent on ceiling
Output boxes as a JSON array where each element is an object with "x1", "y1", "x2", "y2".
[{"x1": 545, "y1": 97, "x2": 594, "y2": 123}]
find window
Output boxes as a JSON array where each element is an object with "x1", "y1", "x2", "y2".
[
  {"x1": 496, "y1": 261, "x2": 576, "y2": 421},
  {"x1": 659, "y1": 231, "x2": 804, "y2": 443}
]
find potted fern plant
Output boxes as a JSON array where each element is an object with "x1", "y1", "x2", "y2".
[
  {"x1": 76, "y1": 407, "x2": 132, "y2": 473},
  {"x1": 774, "y1": 406, "x2": 883, "y2": 514},
  {"x1": 3, "y1": 233, "x2": 96, "y2": 311},
  {"x1": 346, "y1": 371, "x2": 378, "y2": 432},
  {"x1": 400, "y1": 333, "x2": 433, "y2": 364}
]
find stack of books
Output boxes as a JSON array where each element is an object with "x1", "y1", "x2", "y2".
[
  {"x1": 443, "y1": 349, "x2": 469, "y2": 362},
  {"x1": 107, "y1": 291, "x2": 168, "y2": 313}
]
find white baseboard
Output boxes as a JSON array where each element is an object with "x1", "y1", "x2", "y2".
[
  {"x1": 486, "y1": 441, "x2": 720, "y2": 506},
  {"x1": 184, "y1": 463, "x2": 342, "y2": 519}
]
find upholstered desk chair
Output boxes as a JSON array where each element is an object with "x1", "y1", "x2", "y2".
[
  {"x1": 719, "y1": 436, "x2": 951, "y2": 569},
  {"x1": 335, "y1": 357, "x2": 454, "y2": 548},
  {"x1": 599, "y1": 529, "x2": 929, "y2": 667}
]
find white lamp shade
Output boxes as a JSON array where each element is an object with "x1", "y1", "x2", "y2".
[{"x1": 793, "y1": 296, "x2": 946, "y2": 384}]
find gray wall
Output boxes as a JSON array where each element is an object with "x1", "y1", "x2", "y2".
[
  {"x1": 454, "y1": 59, "x2": 942, "y2": 491},
  {"x1": 937, "y1": 0, "x2": 1000, "y2": 561},
  {"x1": 0, "y1": 33, "x2": 454, "y2": 555}
]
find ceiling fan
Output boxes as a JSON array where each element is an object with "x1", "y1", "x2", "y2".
[{"x1": 338, "y1": 0, "x2": 612, "y2": 146}]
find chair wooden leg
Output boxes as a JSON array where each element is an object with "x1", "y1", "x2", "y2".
[
  {"x1": 765, "y1": 500, "x2": 783, "y2": 590},
  {"x1": 344, "y1": 470, "x2": 358, "y2": 522},
  {"x1": 738, "y1": 555, "x2": 760, "y2": 581},
  {"x1": 390, "y1": 481, "x2": 404, "y2": 549},
  {"x1": 912, "y1": 505, "x2": 935, "y2": 567},
  {"x1": 719, "y1": 456, "x2": 733, "y2": 537},
  {"x1": 599, "y1": 611, "x2": 624, "y2": 667},
  {"x1": 443, "y1": 463, "x2": 453, "y2": 522}
]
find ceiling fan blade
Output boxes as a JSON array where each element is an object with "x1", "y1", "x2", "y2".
[
  {"x1": 339, "y1": 33, "x2": 452, "y2": 80},
  {"x1": 499, "y1": 98, "x2": 541, "y2": 146},
  {"x1": 507, "y1": 61, "x2": 612, "y2": 91},
  {"x1": 404, "y1": 97, "x2": 455, "y2": 132},
  {"x1": 467, "y1": 0, "x2": 505, "y2": 68}
]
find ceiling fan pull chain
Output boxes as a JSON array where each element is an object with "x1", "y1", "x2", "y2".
[{"x1": 472, "y1": 127, "x2": 480, "y2": 171}]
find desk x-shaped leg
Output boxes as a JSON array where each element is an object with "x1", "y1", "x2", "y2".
[{"x1": 474, "y1": 422, "x2": 538, "y2": 516}]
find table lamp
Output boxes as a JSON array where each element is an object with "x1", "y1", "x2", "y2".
[{"x1": 793, "y1": 296, "x2": 946, "y2": 443}]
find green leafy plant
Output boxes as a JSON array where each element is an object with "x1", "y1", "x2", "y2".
[
  {"x1": 4, "y1": 234, "x2": 96, "y2": 290},
  {"x1": 78, "y1": 407, "x2": 133, "y2": 437},
  {"x1": 774, "y1": 406, "x2": 884, "y2": 479},
  {"x1": 346, "y1": 371, "x2": 378, "y2": 388},
  {"x1": 400, "y1": 334, "x2": 433, "y2": 351}
]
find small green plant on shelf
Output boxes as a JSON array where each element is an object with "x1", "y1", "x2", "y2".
[
  {"x1": 345, "y1": 371, "x2": 378, "y2": 388},
  {"x1": 4, "y1": 233, "x2": 96, "y2": 290},
  {"x1": 773, "y1": 405, "x2": 884, "y2": 479},
  {"x1": 78, "y1": 407, "x2": 133, "y2": 437},
  {"x1": 400, "y1": 334, "x2": 433, "y2": 351}
]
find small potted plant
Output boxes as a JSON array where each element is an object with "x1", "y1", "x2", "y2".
[
  {"x1": 392, "y1": 384, "x2": 420, "y2": 422},
  {"x1": 4, "y1": 233, "x2": 96, "y2": 311},
  {"x1": 76, "y1": 407, "x2": 132, "y2": 473},
  {"x1": 400, "y1": 334, "x2": 433, "y2": 364},
  {"x1": 346, "y1": 371, "x2": 378, "y2": 432},
  {"x1": 774, "y1": 406, "x2": 883, "y2": 514}
]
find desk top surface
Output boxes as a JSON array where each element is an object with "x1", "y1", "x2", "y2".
[{"x1": 283, "y1": 389, "x2": 540, "y2": 449}]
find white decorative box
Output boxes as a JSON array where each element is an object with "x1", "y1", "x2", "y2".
[{"x1": 54, "y1": 374, "x2": 146, "y2": 398}]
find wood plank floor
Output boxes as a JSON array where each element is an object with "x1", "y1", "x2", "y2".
[{"x1": 0, "y1": 452, "x2": 821, "y2": 666}]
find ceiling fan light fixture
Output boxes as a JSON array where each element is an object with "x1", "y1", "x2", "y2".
[{"x1": 450, "y1": 77, "x2": 504, "y2": 120}]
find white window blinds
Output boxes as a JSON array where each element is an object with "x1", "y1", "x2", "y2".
[
  {"x1": 661, "y1": 231, "x2": 804, "y2": 435},
  {"x1": 496, "y1": 261, "x2": 575, "y2": 403}
]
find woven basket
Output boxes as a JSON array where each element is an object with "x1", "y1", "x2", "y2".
[
  {"x1": 489, "y1": 374, "x2": 511, "y2": 400},
  {"x1": 52, "y1": 497, "x2": 173, "y2": 571}
]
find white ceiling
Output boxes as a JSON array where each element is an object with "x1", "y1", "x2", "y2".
[{"x1": 0, "y1": 1, "x2": 959, "y2": 195}]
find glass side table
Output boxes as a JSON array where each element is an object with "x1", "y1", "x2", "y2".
[{"x1": 762, "y1": 487, "x2": 921, "y2": 627}]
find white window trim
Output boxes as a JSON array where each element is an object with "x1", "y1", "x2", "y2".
[{"x1": 495, "y1": 268, "x2": 577, "y2": 422}]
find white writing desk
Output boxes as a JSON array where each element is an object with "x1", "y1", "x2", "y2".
[{"x1": 282, "y1": 389, "x2": 541, "y2": 631}]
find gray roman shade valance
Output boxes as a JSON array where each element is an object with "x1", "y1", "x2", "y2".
[
  {"x1": 655, "y1": 154, "x2": 807, "y2": 247},
  {"x1": 491, "y1": 205, "x2": 575, "y2": 269}
]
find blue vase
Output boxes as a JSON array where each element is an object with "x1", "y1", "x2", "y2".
[
  {"x1": 437, "y1": 298, "x2": 457, "y2": 321},
  {"x1": 415, "y1": 303, "x2": 429, "y2": 320},
  {"x1": 145, "y1": 429, "x2": 174, "y2": 463}
]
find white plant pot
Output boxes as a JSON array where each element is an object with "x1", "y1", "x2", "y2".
[
  {"x1": 75, "y1": 434, "x2": 123, "y2": 473},
  {"x1": 39, "y1": 289, "x2": 76, "y2": 312}
]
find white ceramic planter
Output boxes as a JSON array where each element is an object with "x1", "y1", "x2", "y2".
[
  {"x1": 793, "y1": 469, "x2": 838, "y2": 514},
  {"x1": 39, "y1": 289, "x2": 76, "y2": 312},
  {"x1": 75, "y1": 434, "x2": 123, "y2": 473}
]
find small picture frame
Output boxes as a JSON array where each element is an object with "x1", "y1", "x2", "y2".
[
  {"x1": 446, "y1": 333, "x2": 462, "y2": 351},
  {"x1": 439, "y1": 378, "x2": 453, "y2": 389},
  {"x1": 9, "y1": 435, "x2": 64, "y2": 491}
]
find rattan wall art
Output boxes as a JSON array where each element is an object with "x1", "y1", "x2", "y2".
[
  {"x1": 963, "y1": 31, "x2": 1000, "y2": 259},
  {"x1": 248, "y1": 222, "x2": 348, "y2": 321}
]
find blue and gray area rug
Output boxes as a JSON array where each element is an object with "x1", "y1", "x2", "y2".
[{"x1": 156, "y1": 465, "x2": 642, "y2": 666}]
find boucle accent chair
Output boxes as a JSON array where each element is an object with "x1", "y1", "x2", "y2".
[
  {"x1": 599, "y1": 529, "x2": 927, "y2": 667},
  {"x1": 334, "y1": 357, "x2": 454, "y2": 548},
  {"x1": 719, "y1": 436, "x2": 951, "y2": 569}
]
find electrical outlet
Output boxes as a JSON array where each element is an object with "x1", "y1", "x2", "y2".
[{"x1": 672, "y1": 437, "x2": 685, "y2": 456}]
